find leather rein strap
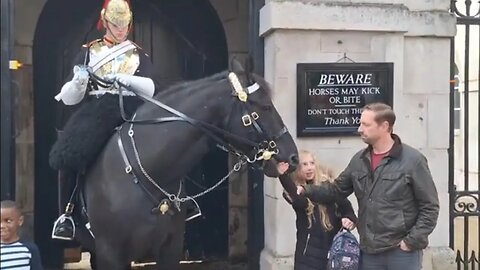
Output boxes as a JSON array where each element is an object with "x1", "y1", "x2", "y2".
[{"x1": 88, "y1": 71, "x2": 288, "y2": 160}]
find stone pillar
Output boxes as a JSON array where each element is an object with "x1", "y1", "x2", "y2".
[
  {"x1": 210, "y1": 0, "x2": 252, "y2": 262},
  {"x1": 14, "y1": 0, "x2": 47, "y2": 242},
  {"x1": 259, "y1": 1, "x2": 456, "y2": 269}
]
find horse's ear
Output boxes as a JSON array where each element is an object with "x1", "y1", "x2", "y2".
[
  {"x1": 229, "y1": 57, "x2": 244, "y2": 73},
  {"x1": 245, "y1": 55, "x2": 254, "y2": 74}
]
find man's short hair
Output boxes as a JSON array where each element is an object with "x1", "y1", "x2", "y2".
[{"x1": 363, "y1": 103, "x2": 396, "y2": 131}]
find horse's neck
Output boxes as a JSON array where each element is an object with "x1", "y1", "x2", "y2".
[
  {"x1": 180, "y1": 82, "x2": 231, "y2": 124},
  {"x1": 130, "y1": 81, "x2": 232, "y2": 182}
]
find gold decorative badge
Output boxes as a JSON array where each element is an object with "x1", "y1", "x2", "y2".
[{"x1": 159, "y1": 201, "x2": 170, "y2": 215}]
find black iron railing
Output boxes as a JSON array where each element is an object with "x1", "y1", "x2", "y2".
[{"x1": 449, "y1": 0, "x2": 480, "y2": 269}]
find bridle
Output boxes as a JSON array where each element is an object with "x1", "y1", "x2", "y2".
[
  {"x1": 225, "y1": 72, "x2": 290, "y2": 162},
  {"x1": 89, "y1": 69, "x2": 289, "y2": 164},
  {"x1": 86, "y1": 69, "x2": 290, "y2": 213}
]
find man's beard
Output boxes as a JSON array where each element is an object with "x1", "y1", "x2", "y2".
[{"x1": 360, "y1": 134, "x2": 374, "y2": 145}]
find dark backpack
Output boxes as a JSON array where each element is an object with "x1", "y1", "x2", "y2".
[{"x1": 327, "y1": 229, "x2": 360, "y2": 270}]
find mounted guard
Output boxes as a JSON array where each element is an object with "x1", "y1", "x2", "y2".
[{"x1": 49, "y1": 0, "x2": 155, "y2": 240}]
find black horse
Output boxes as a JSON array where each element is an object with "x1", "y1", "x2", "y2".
[{"x1": 74, "y1": 61, "x2": 298, "y2": 269}]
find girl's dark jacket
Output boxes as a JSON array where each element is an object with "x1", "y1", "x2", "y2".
[{"x1": 279, "y1": 174, "x2": 357, "y2": 270}]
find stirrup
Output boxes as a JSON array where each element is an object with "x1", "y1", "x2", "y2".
[
  {"x1": 51, "y1": 214, "x2": 76, "y2": 240},
  {"x1": 185, "y1": 198, "x2": 202, "y2": 222}
]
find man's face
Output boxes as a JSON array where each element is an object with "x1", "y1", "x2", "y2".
[
  {"x1": 358, "y1": 110, "x2": 387, "y2": 145},
  {"x1": 105, "y1": 21, "x2": 129, "y2": 43},
  {"x1": 1, "y1": 207, "x2": 23, "y2": 244}
]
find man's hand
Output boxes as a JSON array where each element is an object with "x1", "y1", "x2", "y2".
[
  {"x1": 72, "y1": 65, "x2": 89, "y2": 89},
  {"x1": 399, "y1": 240, "x2": 412, "y2": 252},
  {"x1": 104, "y1": 74, "x2": 155, "y2": 98},
  {"x1": 103, "y1": 74, "x2": 126, "y2": 85},
  {"x1": 341, "y1": 218, "x2": 355, "y2": 230},
  {"x1": 55, "y1": 65, "x2": 89, "y2": 104},
  {"x1": 297, "y1": 185, "x2": 305, "y2": 195},
  {"x1": 277, "y1": 162, "x2": 289, "y2": 175}
]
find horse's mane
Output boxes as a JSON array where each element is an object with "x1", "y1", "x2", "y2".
[
  {"x1": 153, "y1": 71, "x2": 229, "y2": 100},
  {"x1": 152, "y1": 70, "x2": 272, "y2": 100}
]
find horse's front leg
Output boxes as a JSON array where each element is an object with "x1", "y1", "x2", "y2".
[
  {"x1": 155, "y1": 215, "x2": 186, "y2": 270},
  {"x1": 95, "y1": 237, "x2": 131, "y2": 270},
  {"x1": 155, "y1": 233, "x2": 184, "y2": 270}
]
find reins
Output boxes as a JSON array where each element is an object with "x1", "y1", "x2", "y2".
[{"x1": 86, "y1": 68, "x2": 288, "y2": 212}]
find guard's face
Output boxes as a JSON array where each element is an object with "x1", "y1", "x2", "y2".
[
  {"x1": 298, "y1": 153, "x2": 315, "y2": 182},
  {"x1": 0, "y1": 207, "x2": 23, "y2": 244},
  {"x1": 358, "y1": 110, "x2": 387, "y2": 145},
  {"x1": 105, "y1": 21, "x2": 129, "y2": 43}
]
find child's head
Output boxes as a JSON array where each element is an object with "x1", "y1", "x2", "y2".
[
  {"x1": 293, "y1": 151, "x2": 336, "y2": 231},
  {"x1": 294, "y1": 150, "x2": 334, "y2": 185},
  {"x1": 1, "y1": 200, "x2": 24, "y2": 244}
]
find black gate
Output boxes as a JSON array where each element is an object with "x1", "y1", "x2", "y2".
[{"x1": 449, "y1": 0, "x2": 480, "y2": 269}]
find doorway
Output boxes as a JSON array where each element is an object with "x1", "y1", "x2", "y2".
[{"x1": 33, "y1": 0, "x2": 228, "y2": 267}]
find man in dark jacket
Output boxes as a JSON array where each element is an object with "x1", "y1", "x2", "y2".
[{"x1": 297, "y1": 102, "x2": 439, "y2": 270}]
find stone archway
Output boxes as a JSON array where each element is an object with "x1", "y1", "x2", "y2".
[{"x1": 33, "y1": 0, "x2": 228, "y2": 267}]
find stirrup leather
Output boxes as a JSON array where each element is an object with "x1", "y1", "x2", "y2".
[{"x1": 51, "y1": 213, "x2": 76, "y2": 240}]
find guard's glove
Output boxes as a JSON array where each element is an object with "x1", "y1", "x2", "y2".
[
  {"x1": 105, "y1": 73, "x2": 155, "y2": 98},
  {"x1": 54, "y1": 65, "x2": 90, "y2": 105},
  {"x1": 72, "y1": 65, "x2": 90, "y2": 86}
]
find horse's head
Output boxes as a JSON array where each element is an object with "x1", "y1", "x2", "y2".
[{"x1": 225, "y1": 59, "x2": 298, "y2": 177}]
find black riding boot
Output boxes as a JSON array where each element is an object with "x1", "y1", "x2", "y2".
[{"x1": 52, "y1": 171, "x2": 78, "y2": 240}]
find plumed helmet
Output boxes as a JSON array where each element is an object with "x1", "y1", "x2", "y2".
[{"x1": 97, "y1": 0, "x2": 132, "y2": 30}]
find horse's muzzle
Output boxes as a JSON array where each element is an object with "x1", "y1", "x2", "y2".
[{"x1": 286, "y1": 154, "x2": 298, "y2": 173}]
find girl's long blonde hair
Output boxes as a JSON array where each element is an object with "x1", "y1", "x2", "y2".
[{"x1": 291, "y1": 150, "x2": 335, "y2": 231}]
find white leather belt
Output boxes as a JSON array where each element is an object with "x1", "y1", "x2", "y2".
[{"x1": 88, "y1": 89, "x2": 136, "y2": 96}]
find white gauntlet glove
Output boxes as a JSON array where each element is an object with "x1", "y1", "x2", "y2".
[
  {"x1": 54, "y1": 65, "x2": 90, "y2": 105},
  {"x1": 105, "y1": 73, "x2": 155, "y2": 98}
]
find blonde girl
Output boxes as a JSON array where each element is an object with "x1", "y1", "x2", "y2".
[{"x1": 277, "y1": 150, "x2": 357, "y2": 270}]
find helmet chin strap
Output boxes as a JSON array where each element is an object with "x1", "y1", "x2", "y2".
[{"x1": 104, "y1": 20, "x2": 131, "y2": 44}]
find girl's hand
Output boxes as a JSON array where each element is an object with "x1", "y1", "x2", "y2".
[
  {"x1": 277, "y1": 162, "x2": 290, "y2": 175},
  {"x1": 297, "y1": 185, "x2": 305, "y2": 195},
  {"x1": 341, "y1": 218, "x2": 355, "y2": 230}
]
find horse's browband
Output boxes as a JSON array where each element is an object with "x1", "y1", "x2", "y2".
[{"x1": 246, "y1": 83, "x2": 260, "y2": 94}]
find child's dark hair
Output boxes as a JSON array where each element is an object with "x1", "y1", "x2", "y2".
[{"x1": 1, "y1": 200, "x2": 22, "y2": 213}]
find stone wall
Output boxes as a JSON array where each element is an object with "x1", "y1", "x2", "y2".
[{"x1": 258, "y1": 0, "x2": 455, "y2": 269}]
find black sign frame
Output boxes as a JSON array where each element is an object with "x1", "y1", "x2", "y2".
[{"x1": 296, "y1": 62, "x2": 394, "y2": 137}]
